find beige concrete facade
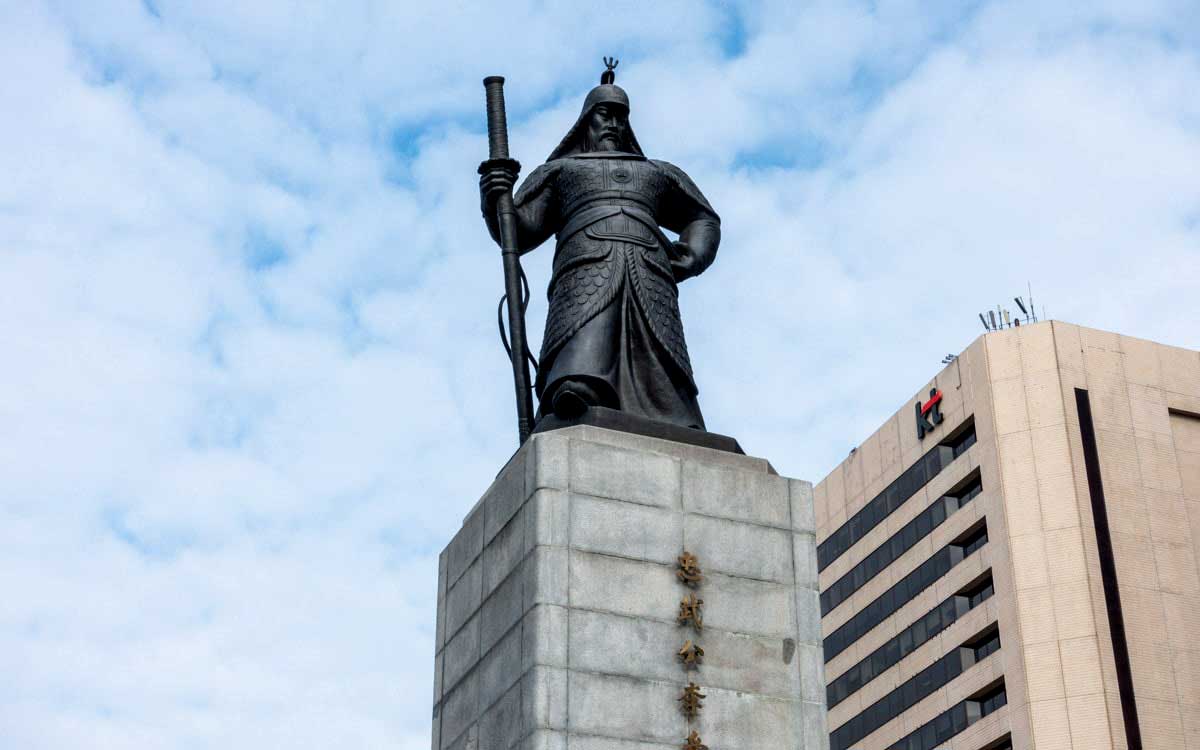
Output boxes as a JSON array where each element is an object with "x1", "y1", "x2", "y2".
[{"x1": 815, "y1": 321, "x2": 1200, "y2": 750}]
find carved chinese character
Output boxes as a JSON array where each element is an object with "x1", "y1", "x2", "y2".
[
  {"x1": 682, "y1": 730, "x2": 708, "y2": 750},
  {"x1": 678, "y1": 682, "x2": 706, "y2": 719},
  {"x1": 678, "y1": 639, "x2": 704, "y2": 668},
  {"x1": 676, "y1": 551, "x2": 703, "y2": 587},
  {"x1": 677, "y1": 593, "x2": 703, "y2": 631}
]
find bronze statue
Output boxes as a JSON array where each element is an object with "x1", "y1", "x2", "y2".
[{"x1": 480, "y1": 61, "x2": 721, "y2": 432}]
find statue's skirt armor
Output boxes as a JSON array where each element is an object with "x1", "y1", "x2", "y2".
[
  {"x1": 538, "y1": 230, "x2": 704, "y2": 429},
  {"x1": 505, "y1": 153, "x2": 719, "y2": 430}
]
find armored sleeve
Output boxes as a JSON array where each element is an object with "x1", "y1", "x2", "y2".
[
  {"x1": 483, "y1": 161, "x2": 561, "y2": 253},
  {"x1": 653, "y1": 160, "x2": 721, "y2": 279}
]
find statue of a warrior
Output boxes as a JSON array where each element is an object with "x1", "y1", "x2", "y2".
[{"x1": 479, "y1": 62, "x2": 720, "y2": 431}]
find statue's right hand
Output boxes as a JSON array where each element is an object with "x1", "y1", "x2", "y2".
[{"x1": 479, "y1": 162, "x2": 518, "y2": 212}]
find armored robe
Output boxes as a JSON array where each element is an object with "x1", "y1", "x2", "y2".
[{"x1": 486, "y1": 147, "x2": 720, "y2": 430}]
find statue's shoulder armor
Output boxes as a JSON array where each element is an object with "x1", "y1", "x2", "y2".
[
  {"x1": 513, "y1": 161, "x2": 562, "y2": 205},
  {"x1": 649, "y1": 160, "x2": 718, "y2": 220}
]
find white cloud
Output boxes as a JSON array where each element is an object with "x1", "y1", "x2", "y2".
[{"x1": 2, "y1": 0, "x2": 1198, "y2": 747}]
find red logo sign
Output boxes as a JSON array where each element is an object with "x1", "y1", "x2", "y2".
[{"x1": 916, "y1": 389, "x2": 944, "y2": 439}]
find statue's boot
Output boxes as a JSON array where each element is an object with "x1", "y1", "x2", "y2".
[{"x1": 551, "y1": 378, "x2": 602, "y2": 418}]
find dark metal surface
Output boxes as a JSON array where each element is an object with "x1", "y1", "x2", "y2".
[
  {"x1": 532, "y1": 406, "x2": 744, "y2": 454},
  {"x1": 480, "y1": 62, "x2": 723, "y2": 439},
  {"x1": 481, "y1": 77, "x2": 536, "y2": 444}
]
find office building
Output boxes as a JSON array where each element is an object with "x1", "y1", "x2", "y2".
[{"x1": 814, "y1": 321, "x2": 1200, "y2": 749}]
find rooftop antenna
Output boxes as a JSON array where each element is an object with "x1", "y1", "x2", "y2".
[{"x1": 980, "y1": 283, "x2": 1041, "y2": 334}]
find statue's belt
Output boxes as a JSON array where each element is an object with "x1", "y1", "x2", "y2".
[
  {"x1": 556, "y1": 203, "x2": 673, "y2": 252},
  {"x1": 550, "y1": 203, "x2": 678, "y2": 291}
]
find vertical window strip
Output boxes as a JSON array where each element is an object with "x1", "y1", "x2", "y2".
[
  {"x1": 818, "y1": 420, "x2": 976, "y2": 571},
  {"x1": 821, "y1": 473, "x2": 983, "y2": 615},
  {"x1": 826, "y1": 572, "x2": 994, "y2": 707},
  {"x1": 824, "y1": 523, "x2": 988, "y2": 662},
  {"x1": 884, "y1": 683, "x2": 1007, "y2": 750},
  {"x1": 829, "y1": 627, "x2": 1001, "y2": 750}
]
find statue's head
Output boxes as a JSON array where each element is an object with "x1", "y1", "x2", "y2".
[
  {"x1": 547, "y1": 58, "x2": 644, "y2": 160},
  {"x1": 584, "y1": 101, "x2": 630, "y2": 153}
]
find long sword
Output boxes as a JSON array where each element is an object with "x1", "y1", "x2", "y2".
[{"x1": 481, "y1": 76, "x2": 535, "y2": 444}]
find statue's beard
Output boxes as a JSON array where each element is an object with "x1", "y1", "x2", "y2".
[{"x1": 588, "y1": 132, "x2": 623, "y2": 152}]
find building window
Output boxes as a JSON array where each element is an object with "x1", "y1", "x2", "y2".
[
  {"x1": 884, "y1": 682, "x2": 1007, "y2": 750},
  {"x1": 821, "y1": 472, "x2": 983, "y2": 615},
  {"x1": 818, "y1": 419, "x2": 976, "y2": 571},
  {"x1": 824, "y1": 521, "x2": 989, "y2": 662},
  {"x1": 826, "y1": 572, "x2": 995, "y2": 707},
  {"x1": 829, "y1": 625, "x2": 1001, "y2": 750}
]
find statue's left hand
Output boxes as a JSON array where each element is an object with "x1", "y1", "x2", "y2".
[
  {"x1": 478, "y1": 160, "x2": 519, "y2": 214},
  {"x1": 670, "y1": 241, "x2": 702, "y2": 282}
]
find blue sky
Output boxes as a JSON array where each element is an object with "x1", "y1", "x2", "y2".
[{"x1": 2, "y1": 1, "x2": 1198, "y2": 747}]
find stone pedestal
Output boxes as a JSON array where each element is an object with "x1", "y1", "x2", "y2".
[{"x1": 432, "y1": 425, "x2": 828, "y2": 750}]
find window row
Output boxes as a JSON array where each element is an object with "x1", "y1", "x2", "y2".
[
  {"x1": 821, "y1": 472, "x2": 983, "y2": 615},
  {"x1": 819, "y1": 419, "x2": 976, "y2": 571},
  {"x1": 827, "y1": 572, "x2": 995, "y2": 708},
  {"x1": 830, "y1": 626, "x2": 1001, "y2": 750},
  {"x1": 824, "y1": 522, "x2": 989, "y2": 662},
  {"x1": 884, "y1": 682, "x2": 1008, "y2": 750}
]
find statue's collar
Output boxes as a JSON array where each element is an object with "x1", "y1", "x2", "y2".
[{"x1": 564, "y1": 151, "x2": 647, "y2": 161}]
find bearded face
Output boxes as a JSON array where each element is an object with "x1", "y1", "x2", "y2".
[{"x1": 585, "y1": 103, "x2": 630, "y2": 152}]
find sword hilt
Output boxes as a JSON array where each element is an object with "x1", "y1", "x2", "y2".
[{"x1": 483, "y1": 76, "x2": 510, "y2": 160}]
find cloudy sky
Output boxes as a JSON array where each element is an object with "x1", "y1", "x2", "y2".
[{"x1": 2, "y1": 0, "x2": 1198, "y2": 747}]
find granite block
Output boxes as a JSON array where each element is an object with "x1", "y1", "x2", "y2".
[
  {"x1": 790, "y1": 478, "x2": 816, "y2": 533},
  {"x1": 793, "y1": 531, "x2": 818, "y2": 590},
  {"x1": 568, "y1": 551, "x2": 676, "y2": 622},
  {"x1": 693, "y1": 687, "x2": 800, "y2": 750},
  {"x1": 701, "y1": 572, "x2": 797, "y2": 638},
  {"x1": 443, "y1": 612, "x2": 480, "y2": 694},
  {"x1": 479, "y1": 622, "x2": 522, "y2": 713},
  {"x1": 441, "y1": 668, "x2": 480, "y2": 749},
  {"x1": 566, "y1": 672, "x2": 683, "y2": 744},
  {"x1": 479, "y1": 679, "x2": 522, "y2": 750},
  {"x1": 567, "y1": 609, "x2": 679, "y2": 683},
  {"x1": 527, "y1": 432, "x2": 570, "y2": 492},
  {"x1": 517, "y1": 730, "x2": 567, "y2": 750},
  {"x1": 683, "y1": 514, "x2": 793, "y2": 583},
  {"x1": 529, "y1": 490, "x2": 570, "y2": 548},
  {"x1": 796, "y1": 643, "x2": 826, "y2": 703},
  {"x1": 522, "y1": 604, "x2": 568, "y2": 671},
  {"x1": 569, "y1": 494, "x2": 682, "y2": 564},
  {"x1": 570, "y1": 440, "x2": 681, "y2": 508},
  {"x1": 446, "y1": 559, "x2": 483, "y2": 642},
  {"x1": 448, "y1": 505, "x2": 485, "y2": 587},
  {"x1": 481, "y1": 566, "x2": 525, "y2": 656},
  {"x1": 566, "y1": 736, "x2": 676, "y2": 750},
  {"x1": 484, "y1": 506, "x2": 527, "y2": 598},
  {"x1": 528, "y1": 546, "x2": 569, "y2": 608},
  {"x1": 521, "y1": 666, "x2": 568, "y2": 731},
  {"x1": 485, "y1": 454, "x2": 528, "y2": 544},
  {"x1": 683, "y1": 460, "x2": 790, "y2": 528}
]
